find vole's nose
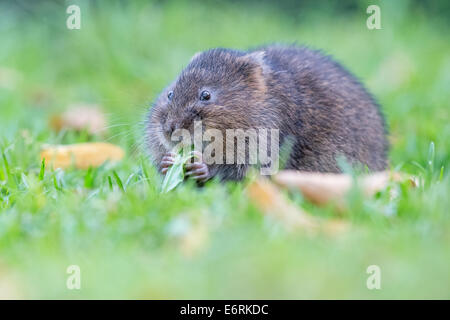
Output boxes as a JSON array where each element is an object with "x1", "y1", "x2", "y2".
[{"x1": 164, "y1": 121, "x2": 177, "y2": 137}]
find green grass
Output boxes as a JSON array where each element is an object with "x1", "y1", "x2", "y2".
[{"x1": 0, "y1": 0, "x2": 449, "y2": 298}]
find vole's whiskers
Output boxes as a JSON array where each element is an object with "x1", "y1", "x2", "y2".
[
  {"x1": 104, "y1": 130, "x2": 134, "y2": 143},
  {"x1": 92, "y1": 123, "x2": 131, "y2": 135}
]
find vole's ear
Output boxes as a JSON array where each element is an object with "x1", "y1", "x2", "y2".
[
  {"x1": 238, "y1": 51, "x2": 269, "y2": 91},
  {"x1": 242, "y1": 51, "x2": 265, "y2": 64},
  {"x1": 239, "y1": 51, "x2": 269, "y2": 74}
]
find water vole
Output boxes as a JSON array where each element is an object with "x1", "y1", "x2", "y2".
[{"x1": 146, "y1": 45, "x2": 388, "y2": 182}]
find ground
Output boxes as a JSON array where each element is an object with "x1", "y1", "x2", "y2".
[{"x1": 0, "y1": 1, "x2": 449, "y2": 298}]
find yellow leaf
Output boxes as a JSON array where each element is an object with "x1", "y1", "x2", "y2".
[
  {"x1": 40, "y1": 142, "x2": 125, "y2": 170},
  {"x1": 272, "y1": 170, "x2": 417, "y2": 207},
  {"x1": 247, "y1": 178, "x2": 349, "y2": 236}
]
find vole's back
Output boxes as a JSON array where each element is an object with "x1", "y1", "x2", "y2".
[
  {"x1": 262, "y1": 46, "x2": 388, "y2": 172},
  {"x1": 146, "y1": 45, "x2": 388, "y2": 182}
]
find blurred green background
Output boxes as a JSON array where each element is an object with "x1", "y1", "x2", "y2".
[{"x1": 0, "y1": 0, "x2": 449, "y2": 299}]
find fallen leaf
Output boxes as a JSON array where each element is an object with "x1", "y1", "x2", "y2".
[
  {"x1": 272, "y1": 170, "x2": 417, "y2": 207},
  {"x1": 247, "y1": 178, "x2": 348, "y2": 235},
  {"x1": 41, "y1": 142, "x2": 125, "y2": 170},
  {"x1": 50, "y1": 103, "x2": 107, "y2": 135}
]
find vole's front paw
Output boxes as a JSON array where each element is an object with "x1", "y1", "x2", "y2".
[
  {"x1": 185, "y1": 161, "x2": 210, "y2": 183},
  {"x1": 185, "y1": 151, "x2": 210, "y2": 183},
  {"x1": 160, "y1": 152, "x2": 176, "y2": 175}
]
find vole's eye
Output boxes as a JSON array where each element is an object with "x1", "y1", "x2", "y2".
[
  {"x1": 167, "y1": 91, "x2": 174, "y2": 101},
  {"x1": 200, "y1": 90, "x2": 211, "y2": 101}
]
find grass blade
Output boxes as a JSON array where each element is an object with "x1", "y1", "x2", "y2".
[
  {"x1": 39, "y1": 158, "x2": 46, "y2": 181},
  {"x1": 113, "y1": 171, "x2": 125, "y2": 192}
]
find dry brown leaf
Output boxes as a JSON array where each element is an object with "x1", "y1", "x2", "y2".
[
  {"x1": 41, "y1": 142, "x2": 125, "y2": 169},
  {"x1": 272, "y1": 170, "x2": 417, "y2": 207},
  {"x1": 247, "y1": 178, "x2": 348, "y2": 235},
  {"x1": 272, "y1": 171, "x2": 351, "y2": 207},
  {"x1": 50, "y1": 103, "x2": 107, "y2": 135}
]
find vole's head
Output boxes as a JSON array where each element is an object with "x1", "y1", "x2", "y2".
[{"x1": 147, "y1": 48, "x2": 269, "y2": 150}]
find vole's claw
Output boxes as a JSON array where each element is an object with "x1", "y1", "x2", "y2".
[
  {"x1": 160, "y1": 152, "x2": 176, "y2": 175},
  {"x1": 161, "y1": 159, "x2": 174, "y2": 167},
  {"x1": 185, "y1": 161, "x2": 209, "y2": 183},
  {"x1": 185, "y1": 162, "x2": 203, "y2": 170}
]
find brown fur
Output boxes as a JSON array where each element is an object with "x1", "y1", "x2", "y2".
[{"x1": 146, "y1": 45, "x2": 388, "y2": 181}]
